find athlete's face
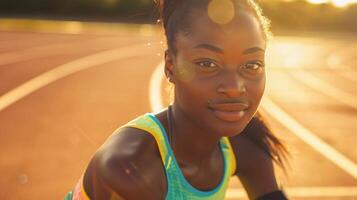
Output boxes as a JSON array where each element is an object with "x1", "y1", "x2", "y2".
[{"x1": 165, "y1": 8, "x2": 266, "y2": 137}]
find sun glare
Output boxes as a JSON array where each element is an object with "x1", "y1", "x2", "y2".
[
  {"x1": 307, "y1": 0, "x2": 329, "y2": 4},
  {"x1": 306, "y1": 0, "x2": 357, "y2": 7},
  {"x1": 332, "y1": 0, "x2": 357, "y2": 7}
]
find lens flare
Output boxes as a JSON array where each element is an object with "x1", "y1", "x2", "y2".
[
  {"x1": 175, "y1": 61, "x2": 196, "y2": 82},
  {"x1": 208, "y1": 0, "x2": 235, "y2": 25}
]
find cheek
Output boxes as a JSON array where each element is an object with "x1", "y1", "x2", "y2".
[
  {"x1": 174, "y1": 57, "x2": 197, "y2": 83},
  {"x1": 173, "y1": 62, "x2": 215, "y2": 107},
  {"x1": 175, "y1": 79, "x2": 210, "y2": 108},
  {"x1": 174, "y1": 76, "x2": 216, "y2": 123},
  {"x1": 247, "y1": 74, "x2": 266, "y2": 109},
  {"x1": 175, "y1": 65, "x2": 196, "y2": 82}
]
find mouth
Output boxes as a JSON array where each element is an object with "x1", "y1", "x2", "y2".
[{"x1": 208, "y1": 102, "x2": 249, "y2": 122}]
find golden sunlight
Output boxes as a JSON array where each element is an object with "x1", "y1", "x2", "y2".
[
  {"x1": 332, "y1": 0, "x2": 357, "y2": 7},
  {"x1": 306, "y1": 0, "x2": 357, "y2": 7},
  {"x1": 307, "y1": 0, "x2": 329, "y2": 4}
]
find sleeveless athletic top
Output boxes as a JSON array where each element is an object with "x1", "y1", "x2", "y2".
[{"x1": 65, "y1": 113, "x2": 237, "y2": 200}]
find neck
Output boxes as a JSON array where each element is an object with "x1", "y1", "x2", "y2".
[{"x1": 169, "y1": 103, "x2": 222, "y2": 165}]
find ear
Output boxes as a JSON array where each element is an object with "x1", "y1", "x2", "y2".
[{"x1": 164, "y1": 49, "x2": 175, "y2": 84}]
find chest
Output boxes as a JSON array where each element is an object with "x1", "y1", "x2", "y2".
[{"x1": 149, "y1": 152, "x2": 226, "y2": 199}]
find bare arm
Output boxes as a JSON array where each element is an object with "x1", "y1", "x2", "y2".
[
  {"x1": 229, "y1": 135, "x2": 282, "y2": 200},
  {"x1": 82, "y1": 128, "x2": 166, "y2": 200}
]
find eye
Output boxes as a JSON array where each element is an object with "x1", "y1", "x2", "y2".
[
  {"x1": 195, "y1": 60, "x2": 219, "y2": 70},
  {"x1": 240, "y1": 61, "x2": 264, "y2": 75},
  {"x1": 244, "y1": 62, "x2": 263, "y2": 70}
]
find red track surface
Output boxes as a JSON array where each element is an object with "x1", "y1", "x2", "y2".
[{"x1": 0, "y1": 28, "x2": 356, "y2": 200}]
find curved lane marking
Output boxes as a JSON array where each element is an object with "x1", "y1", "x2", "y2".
[
  {"x1": 149, "y1": 61, "x2": 165, "y2": 112},
  {"x1": 325, "y1": 53, "x2": 357, "y2": 84},
  {"x1": 291, "y1": 70, "x2": 357, "y2": 110},
  {"x1": 0, "y1": 43, "x2": 148, "y2": 112},
  {"x1": 226, "y1": 187, "x2": 357, "y2": 198},
  {"x1": 261, "y1": 97, "x2": 357, "y2": 179}
]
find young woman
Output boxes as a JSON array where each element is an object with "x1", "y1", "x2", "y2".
[{"x1": 65, "y1": 0, "x2": 289, "y2": 199}]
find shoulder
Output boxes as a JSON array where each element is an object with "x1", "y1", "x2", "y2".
[
  {"x1": 229, "y1": 134, "x2": 279, "y2": 199},
  {"x1": 83, "y1": 127, "x2": 167, "y2": 200}
]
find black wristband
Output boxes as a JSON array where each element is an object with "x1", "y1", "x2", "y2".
[{"x1": 255, "y1": 190, "x2": 288, "y2": 200}]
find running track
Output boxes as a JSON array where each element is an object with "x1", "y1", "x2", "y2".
[{"x1": 0, "y1": 21, "x2": 356, "y2": 200}]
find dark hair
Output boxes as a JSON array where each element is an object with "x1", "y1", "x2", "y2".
[{"x1": 155, "y1": 0, "x2": 289, "y2": 171}]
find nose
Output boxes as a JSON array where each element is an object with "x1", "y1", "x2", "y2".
[{"x1": 217, "y1": 71, "x2": 246, "y2": 97}]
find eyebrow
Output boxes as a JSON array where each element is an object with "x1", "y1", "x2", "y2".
[
  {"x1": 193, "y1": 43, "x2": 265, "y2": 54},
  {"x1": 193, "y1": 43, "x2": 224, "y2": 53},
  {"x1": 243, "y1": 47, "x2": 265, "y2": 54}
]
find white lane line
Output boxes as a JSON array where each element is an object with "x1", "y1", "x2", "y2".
[
  {"x1": 331, "y1": 68, "x2": 357, "y2": 83},
  {"x1": 291, "y1": 70, "x2": 357, "y2": 110},
  {"x1": 261, "y1": 97, "x2": 357, "y2": 179},
  {"x1": 324, "y1": 49, "x2": 357, "y2": 83},
  {"x1": 149, "y1": 61, "x2": 165, "y2": 112},
  {"x1": 0, "y1": 43, "x2": 148, "y2": 112},
  {"x1": 226, "y1": 187, "x2": 357, "y2": 198},
  {"x1": 0, "y1": 38, "x2": 98, "y2": 66},
  {"x1": 327, "y1": 63, "x2": 357, "y2": 84},
  {"x1": 0, "y1": 40, "x2": 80, "y2": 66},
  {"x1": 0, "y1": 19, "x2": 158, "y2": 36},
  {"x1": 149, "y1": 62, "x2": 357, "y2": 197}
]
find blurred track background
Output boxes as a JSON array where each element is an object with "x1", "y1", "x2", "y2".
[{"x1": 0, "y1": 0, "x2": 357, "y2": 199}]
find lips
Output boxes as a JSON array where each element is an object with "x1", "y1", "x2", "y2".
[{"x1": 209, "y1": 102, "x2": 249, "y2": 122}]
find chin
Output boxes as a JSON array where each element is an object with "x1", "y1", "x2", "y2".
[
  {"x1": 207, "y1": 117, "x2": 250, "y2": 138},
  {"x1": 221, "y1": 123, "x2": 247, "y2": 137},
  {"x1": 207, "y1": 109, "x2": 255, "y2": 138}
]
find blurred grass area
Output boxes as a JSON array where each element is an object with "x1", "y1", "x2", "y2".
[
  {"x1": 0, "y1": 18, "x2": 159, "y2": 36},
  {"x1": 0, "y1": 0, "x2": 357, "y2": 34},
  {"x1": 0, "y1": 0, "x2": 157, "y2": 23}
]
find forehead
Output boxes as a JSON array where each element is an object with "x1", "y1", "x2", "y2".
[{"x1": 176, "y1": 9, "x2": 265, "y2": 52}]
